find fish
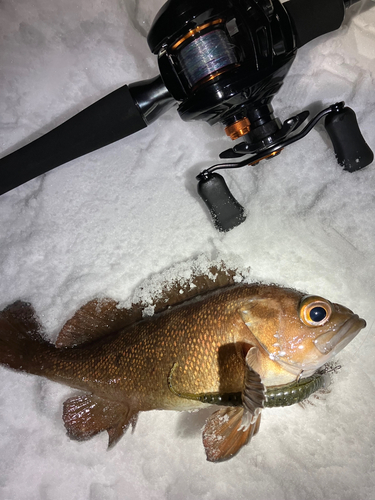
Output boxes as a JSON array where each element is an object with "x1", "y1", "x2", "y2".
[{"x1": 0, "y1": 270, "x2": 366, "y2": 462}]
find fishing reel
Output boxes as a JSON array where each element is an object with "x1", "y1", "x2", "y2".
[{"x1": 0, "y1": 0, "x2": 373, "y2": 231}]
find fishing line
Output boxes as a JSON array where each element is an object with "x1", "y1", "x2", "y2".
[{"x1": 177, "y1": 28, "x2": 237, "y2": 87}]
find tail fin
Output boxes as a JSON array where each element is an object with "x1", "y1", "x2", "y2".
[{"x1": 0, "y1": 301, "x2": 52, "y2": 374}]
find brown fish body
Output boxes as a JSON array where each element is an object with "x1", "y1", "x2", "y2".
[
  {"x1": 31, "y1": 285, "x2": 261, "y2": 411},
  {"x1": 0, "y1": 280, "x2": 366, "y2": 460}
]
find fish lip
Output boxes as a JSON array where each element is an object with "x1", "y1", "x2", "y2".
[
  {"x1": 272, "y1": 314, "x2": 366, "y2": 377},
  {"x1": 313, "y1": 314, "x2": 366, "y2": 355}
]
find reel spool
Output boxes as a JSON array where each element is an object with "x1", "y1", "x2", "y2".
[
  {"x1": 171, "y1": 19, "x2": 238, "y2": 90},
  {"x1": 148, "y1": 0, "x2": 296, "y2": 138}
]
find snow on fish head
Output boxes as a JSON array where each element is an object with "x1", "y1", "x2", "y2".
[{"x1": 238, "y1": 286, "x2": 366, "y2": 383}]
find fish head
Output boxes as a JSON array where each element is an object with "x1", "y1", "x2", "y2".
[{"x1": 239, "y1": 288, "x2": 366, "y2": 379}]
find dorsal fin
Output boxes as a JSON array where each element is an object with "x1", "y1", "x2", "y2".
[
  {"x1": 57, "y1": 263, "x2": 246, "y2": 348},
  {"x1": 150, "y1": 263, "x2": 242, "y2": 313},
  {"x1": 56, "y1": 298, "x2": 141, "y2": 347}
]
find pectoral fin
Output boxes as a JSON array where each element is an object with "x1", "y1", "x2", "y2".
[
  {"x1": 202, "y1": 407, "x2": 261, "y2": 462},
  {"x1": 63, "y1": 394, "x2": 138, "y2": 448},
  {"x1": 241, "y1": 347, "x2": 266, "y2": 427},
  {"x1": 202, "y1": 347, "x2": 265, "y2": 462}
]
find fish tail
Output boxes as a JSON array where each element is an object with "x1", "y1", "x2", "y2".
[{"x1": 0, "y1": 301, "x2": 53, "y2": 374}]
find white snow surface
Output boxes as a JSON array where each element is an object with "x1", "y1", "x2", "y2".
[{"x1": 1, "y1": 1, "x2": 375, "y2": 499}]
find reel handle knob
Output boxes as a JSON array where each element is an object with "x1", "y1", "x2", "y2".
[
  {"x1": 325, "y1": 105, "x2": 374, "y2": 172},
  {"x1": 197, "y1": 172, "x2": 246, "y2": 232}
]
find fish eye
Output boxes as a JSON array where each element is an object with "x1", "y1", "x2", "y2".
[{"x1": 299, "y1": 296, "x2": 332, "y2": 327}]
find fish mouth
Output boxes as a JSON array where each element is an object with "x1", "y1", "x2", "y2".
[
  {"x1": 313, "y1": 314, "x2": 366, "y2": 356},
  {"x1": 271, "y1": 314, "x2": 366, "y2": 377}
]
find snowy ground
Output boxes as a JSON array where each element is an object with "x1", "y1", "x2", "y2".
[{"x1": 0, "y1": 1, "x2": 375, "y2": 499}]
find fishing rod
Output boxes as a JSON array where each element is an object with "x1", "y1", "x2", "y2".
[{"x1": 0, "y1": 0, "x2": 373, "y2": 231}]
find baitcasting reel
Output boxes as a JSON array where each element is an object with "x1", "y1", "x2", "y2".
[{"x1": 0, "y1": 0, "x2": 373, "y2": 231}]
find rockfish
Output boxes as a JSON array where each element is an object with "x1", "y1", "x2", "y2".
[{"x1": 0, "y1": 274, "x2": 366, "y2": 461}]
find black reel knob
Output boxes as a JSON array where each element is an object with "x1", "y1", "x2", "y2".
[
  {"x1": 325, "y1": 105, "x2": 374, "y2": 172},
  {"x1": 197, "y1": 172, "x2": 246, "y2": 232}
]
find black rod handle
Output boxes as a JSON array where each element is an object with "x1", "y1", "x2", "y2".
[
  {"x1": 325, "y1": 106, "x2": 374, "y2": 171},
  {"x1": 0, "y1": 85, "x2": 146, "y2": 195},
  {"x1": 284, "y1": 0, "x2": 355, "y2": 48},
  {"x1": 0, "y1": 76, "x2": 174, "y2": 196}
]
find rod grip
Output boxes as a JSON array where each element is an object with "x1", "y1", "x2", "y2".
[
  {"x1": 325, "y1": 106, "x2": 374, "y2": 171},
  {"x1": 284, "y1": 0, "x2": 346, "y2": 47},
  {"x1": 197, "y1": 173, "x2": 246, "y2": 232},
  {"x1": 0, "y1": 85, "x2": 147, "y2": 195}
]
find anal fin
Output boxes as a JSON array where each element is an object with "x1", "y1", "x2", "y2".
[
  {"x1": 203, "y1": 407, "x2": 261, "y2": 462},
  {"x1": 63, "y1": 394, "x2": 138, "y2": 448}
]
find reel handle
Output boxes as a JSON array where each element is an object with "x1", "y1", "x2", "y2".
[
  {"x1": 0, "y1": 76, "x2": 173, "y2": 196},
  {"x1": 325, "y1": 106, "x2": 374, "y2": 172},
  {"x1": 197, "y1": 172, "x2": 246, "y2": 232}
]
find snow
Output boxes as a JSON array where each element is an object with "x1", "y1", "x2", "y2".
[{"x1": 0, "y1": 0, "x2": 375, "y2": 499}]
